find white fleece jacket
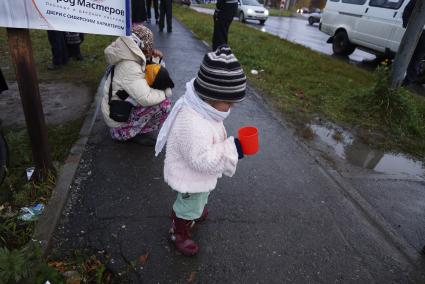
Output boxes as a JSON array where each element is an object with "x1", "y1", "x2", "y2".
[{"x1": 164, "y1": 106, "x2": 239, "y2": 193}]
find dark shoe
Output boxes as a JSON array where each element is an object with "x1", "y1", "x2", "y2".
[
  {"x1": 167, "y1": 28, "x2": 172, "y2": 33},
  {"x1": 47, "y1": 64, "x2": 61, "y2": 70},
  {"x1": 159, "y1": 28, "x2": 164, "y2": 32},
  {"x1": 129, "y1": 133, "x2": 156, "y2": 146},
  {"x1": 170, "y1": 217, "x2": 199, "y2": 256},
  {"x1": 75, "y1": 54, "x2": 83, "y2": 61}
]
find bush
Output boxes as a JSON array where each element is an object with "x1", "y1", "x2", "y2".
[
  {"x1": 348, "y1": 66, "x2": 425, "y2": 139},
  {"x1": 0, "y1": 246, "x2": 63, "y2": 284}
]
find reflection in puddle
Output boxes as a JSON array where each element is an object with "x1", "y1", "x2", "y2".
[{"x1": 310, "y1": 124, "x2": 425, "y2": 178}]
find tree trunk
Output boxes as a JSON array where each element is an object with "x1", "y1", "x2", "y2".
[{"x1": 7, "y1": 28, "x2": 53, "y2": 180}]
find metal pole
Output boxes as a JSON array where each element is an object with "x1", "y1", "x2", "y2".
[
  {"x1": 390, "y1": 0, "x2": 425, "y2": 89},
  {"x1": 6, "y1": 28, "x2": 52, "y2": 179}
]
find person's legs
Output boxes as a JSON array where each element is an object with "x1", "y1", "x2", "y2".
[
  {"x1": 67, "y1": 44, "x2": 82, "y2": 60},
  {"x1": 173, "y1": 192, "x2": 210, "y2": 221},
  {"x1": 47, "y1": 31, "x2": 68, "y2": 69},
  {"x1": 132, "y1": 0, "x2": 147, "y2": 23},
  {"x1": 159, "y1": 0, "x2": 165, "y2": 31},
  {"x1": 165, "y1": 0, "x2": 172, "y2": 32},
  {"x1": 110, "y1": 99, "x2": 171, "y2": 142},
  {"x1": 406, "y1": 33, "x2": 425, "y2": 84},
  {"x1": 153, "y1": 0, "x2": 159, "y2": 22},
  {"x1": 140, "y1": 98, "x2": 171, "y2": 133},
  {"x1": 146, "y1": 0, "x2": 152, "y2": 20},
  {"x1": 212, "y1": 4, "x2": 237, "y2": 50},
  {"x1": 170, "y1": 191, "x2": 210, "y2": 256}
]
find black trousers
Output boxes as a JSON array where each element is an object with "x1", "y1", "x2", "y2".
[
  {"x1": 212, "y1": 3, "x2": 237, "y2": 50},
  {"x1": 159, "y1": 0, "x2": 172, "y2": 31},
  {"x1": 406, "y1": 32, "x2": 425, "y2": 83},
  {"x1": 47, "y1": 31, "x2": 68, "y2": 66},
  {"x1": 132, "y1": 0, "x2": 147, "y2": 23},
  {"x1": 147, "y1": 0, "x2": 159, "y2": 20},
  {"x1": 67, "y1": 34, "x2": 84, "y2": 58}
]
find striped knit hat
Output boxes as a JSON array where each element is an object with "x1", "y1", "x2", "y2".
[{"x1": 194, "y1": 45, "x2": 246, "y2": 102}]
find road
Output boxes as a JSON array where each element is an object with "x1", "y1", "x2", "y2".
[{"x1": 191, "y1": 6, "x2": 375, "y2": 63}]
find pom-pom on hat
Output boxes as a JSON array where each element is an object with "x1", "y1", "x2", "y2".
[{"x1": 193, "y1": 45, "x2": 246, "y2": 103}]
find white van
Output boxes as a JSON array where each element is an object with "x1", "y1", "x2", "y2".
[{"x1": 320, "y1": 0, "x2": 415, "y2": 57}]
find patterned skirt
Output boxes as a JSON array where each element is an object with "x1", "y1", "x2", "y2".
[{"x1": 110, "y1": 98, "x2": 171, "y2": 141}]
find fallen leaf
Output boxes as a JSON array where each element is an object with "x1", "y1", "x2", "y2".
[
  {"x1": 187, "y1": 271, "x2": 197, "y2": 283},
  {"x1": 139, "y1": 252, "x2": 150, "y2": 266},
  {"x1": 48, "y1": 261, "x2": 67, "y2": 273}
]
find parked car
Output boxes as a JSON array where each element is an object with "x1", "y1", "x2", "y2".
[
  {"x1": 308, "y1": 11, "x2": 321, "y2": 25},
  {"x1": 296, "y1": 7, "x2": 310, "y2": 14},
  {"x1": 237, "y1": 0, "x2": 269, "y2": 25},
  {"x1": 320, "y1": 0, "x2": 423, "y2": 64},
  {"x1": 320, "y1": 0, "x2": 425, "y2": 83}
]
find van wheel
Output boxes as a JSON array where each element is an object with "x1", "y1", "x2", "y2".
[
  {"x1": 308, "y1": 17, "x2": 314, "y2": 25},
  {"x1": 332, "y1": 31, "x2": 355, "y2": 56},
  {"x1": 239, "y1": 12, "x2": 246, "y2": 23},
  {"x1": 259, "y1": 20, "x2": 266, "y2": 25}
]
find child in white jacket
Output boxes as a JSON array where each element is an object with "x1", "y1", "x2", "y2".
[{"x1": 155, "y1": 45, "x2": 246, "y2": 256}]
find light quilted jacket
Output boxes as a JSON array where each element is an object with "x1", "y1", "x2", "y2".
[{"x1": 101, "y1": 36, "x2": 166, "y2": 128}]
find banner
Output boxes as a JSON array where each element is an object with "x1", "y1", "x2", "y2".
[{"x1": 0, "y1": 0, "x2": 131, "y2": 36}]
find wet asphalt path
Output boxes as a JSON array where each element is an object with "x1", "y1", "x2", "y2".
[{"x1": 51, "y1": 17, "x2": 424, "y2": 283}]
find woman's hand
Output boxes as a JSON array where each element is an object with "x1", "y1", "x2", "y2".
[
  {"x1": 165, "y1": 88, "x2": 172, "y2": 97},
  {"x1": 152, "y1": 49, "x2": 163, "y2": 58}
]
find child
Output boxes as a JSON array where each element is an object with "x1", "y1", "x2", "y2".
[{"x1": 155, "y1": 45, "x2": 246, "y2": 256}]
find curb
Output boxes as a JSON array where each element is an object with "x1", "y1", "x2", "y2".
[{"x1": 33, "y1": 85, "x2": 103, "y2": 257}]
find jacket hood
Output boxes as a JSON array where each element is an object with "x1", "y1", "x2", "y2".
[{"x1": 104, "y1": 36, "x2": 146, "y2": 66}]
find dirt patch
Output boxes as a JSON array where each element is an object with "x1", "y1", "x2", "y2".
[{"x1": 0, "y1": 82, "x2": 92, "y2": 127}]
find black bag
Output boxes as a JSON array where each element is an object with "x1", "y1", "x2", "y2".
[{"x1": 108, "y1": 66, "x2": 134, "y2": 123}]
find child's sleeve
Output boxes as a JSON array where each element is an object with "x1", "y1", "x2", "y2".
[
  {"x1": 118, "y1": 61, "x2": 166, "y2": 106},
  {"x1": 178, "y1": 119, "x2": 239, "y2": 177}
]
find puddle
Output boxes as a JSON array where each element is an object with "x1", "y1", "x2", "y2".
[{"x1": 310, "y1": 124, "x2": 425, "y2": 178}]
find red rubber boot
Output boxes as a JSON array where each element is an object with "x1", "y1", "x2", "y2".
[{"x1": 170, "y1": 217, "x2": 199, "y2": 256}]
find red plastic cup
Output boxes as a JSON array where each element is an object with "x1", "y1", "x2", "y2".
[{"x1": 238, "y1": 126, "x2": 259, "y2": 155}]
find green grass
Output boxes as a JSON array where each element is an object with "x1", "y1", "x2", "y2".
[
  {"x1": 197, "y1": 3, "x2": 216, "y2": 9},
  {"x1": 0, "y1": 119, "x2": 83, "y2": 249},
  {"x1": 0, "y1": 28, "x2": 116, "y2": 280},
  {"x1": 268, "y1": 8, "x2": 292, "y2": 17},
  {"x1": 0, "y1": 28, "x2": 115, "y2": 250},
  {"x1": 174, "y1": 5, "x2": 425, "y2": 157},
  {"x1": 0, "y1": 28, "x2": 115, "y2": 92}
]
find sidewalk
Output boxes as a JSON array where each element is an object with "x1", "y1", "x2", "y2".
[{"x1": 51, "y1": 17, "x2": 425, "y2": 283}]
